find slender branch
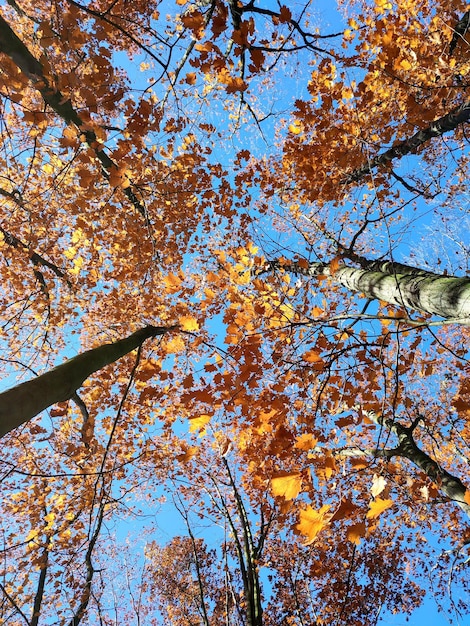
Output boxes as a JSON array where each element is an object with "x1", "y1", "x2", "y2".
[
  {"x1": 0, "y1": 582, "x2": 31, "y2": 625},
  {"x1": 67, "y1": 500, "x2": 105, "y2": 626},
  {"x1": 223, "y1": 458, "x2": 263, "y2": 626},
  {"x1": 449, "y1": 11, "x2": 470, "y2": 56},
  {"x1": 0, "y1": 15, "x2": 147, "y2": 216},
  {"x1": 364, "y1": 409, "x2": 470, "y2": 519},
  {"x1": 209, "y1": 475, "x2": 250, "y2": 600},
  {"x1": 343, "y1": 101, "x2": 470, "y2": 184},
  {"x1": 30, "y1": 509, "x2": 51, "y2": 626},
  {"x1": 0, "y1": 224, "x2": 72, "y2": 288},
  {"x1": 173, "y1": 495, "x2": 211, "y2": 626}
]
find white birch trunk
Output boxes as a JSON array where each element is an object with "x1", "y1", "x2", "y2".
[{"x1": 287, "y1": 258, "x2": 470, "y2": 321}]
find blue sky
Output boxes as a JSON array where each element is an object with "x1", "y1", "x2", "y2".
[{"x1": 0, "y1": 0, "x2": 469, "y2": 623}]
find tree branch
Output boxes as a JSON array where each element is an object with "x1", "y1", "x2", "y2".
[
  {"x1": 0, "y1": 325, "x2": 175, "y2": 438},
  {"x1": 343, "y1": 101, "x2": 470, "y2": 184},
  {"x1": 364, "y1": 409, "x2": 470, "y2": 519},
  {"x1": 0, "y1": 15, "x2": 147, "y2": 216}
]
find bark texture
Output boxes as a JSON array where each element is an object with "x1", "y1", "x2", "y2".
[
  {"x1": 0, "y1": 326, "x2": 172, "y2": 438},
  {"x1": 278, "y1": 258, "x2": 470, "y2": 321}
]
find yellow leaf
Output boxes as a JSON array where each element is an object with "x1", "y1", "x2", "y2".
[
  {"x1": 189, "y1": 414, "x2": 211, "y2": 433},
  {"x1": 279, "y1": 303, "x2": 295, "y2": 320},
  {"x1": 25, "y1": 528, "x2": 39, "y2": 542},
  {"x1": 399, "y1": 59, "x2": 412, "y2": 71},
  {"x1": 296, "y1": 504, "x2": 331, "y2": 544},
  {"x1": 288, "y1": 121, "x2": 302, "y2": 135},
  {"x1": 366, "y1": 497, "x2": 393, "y2": 519},
  {"x1": 271, "y1": 471, "x2": 302, "y2": 500},
  {"x1": 347, "y1": 522, "x2": 366, "y2": 545},
  {"x1": 164, "y1": 335, "x2": 186, "y2": 354},
  {"x1": 70, "y1": 256, "x2": 84, "y2": 275},
  {"x1": 179, "y1": 315, "x2": 199, "y2": 331},
  {"x1": 64, "y1": 246, "x2": 76, "y2": 260},
  {"x1": 71, "y1": 228, "x2": 83, "y2": 244}
]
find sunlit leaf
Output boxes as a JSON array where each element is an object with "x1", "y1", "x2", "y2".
[
  {"x1": 366, "y1": 498, "x2": 394, "y2": 519},
  {"x1": 370, "y1": 474, "x2": 387, "y2": 498},
  {"x1": 179, "y1": 315, "x2": 200, "y2": 331},
  {"x1": 296, "y1": 504, "x2": 331, "y2": 545},
  {"x1": 271, "y1": 471, "x2": 302, "y2": 500},
  {"x1": 288, "y1": 121, "x2": 302, "y2": 134},
  {"x1": 294, "y1": 433, "x2": 318, "y2": 451},
  {"x1": 188, "y1": 414, "x2": 211, "y2": 433},
  {"x1": 176, "y1": 446, "x2": 198, "y2": 463}
]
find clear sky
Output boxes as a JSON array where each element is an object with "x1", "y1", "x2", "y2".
[{"x1": 1, "y1": 0, "x2": 468, "y2": 623}]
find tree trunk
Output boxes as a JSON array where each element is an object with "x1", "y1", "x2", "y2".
[
  {"x1": 278, "y1": 257, "x2": 470, "y2": 321},
  {"x1": 0, "y1": 15, "x2": 146, "y2": 216},
  {"x1": 0, "y1": 325, "x2": 173, "y2": 438},
  {"x1": 367, "y1": 410, "x2": 470, "y2": 519}
]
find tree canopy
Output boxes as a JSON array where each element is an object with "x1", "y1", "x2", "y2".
[{"x1": 0, "y1": 0, "x2": 469, "y2": 623}]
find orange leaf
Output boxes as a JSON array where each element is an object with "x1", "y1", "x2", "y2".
[
  {"x1": 366, "y1": 497, "x2": 393, "y2": 519},
  {"x1": 347, "y1": 522, "x2": 366, "y2": 545},
  {"x1": 294, "y1": 433, "x2": 318, "y2": 451},
  {"x1": 163, "y1": 273, "x2": 183, "y2": 292},
  {"x1": 464, "y1": 490, "x2": 470, "y2": 505},
  {"x1": 179, "y1": 315, "x2": 199, "y2": 331},
  {"x1": 50, "y1": 405, "x2": 68, "y2": 417},
  {"x1": 296, "y1": 504, "x2": 331, "y2": 545},
  {"x1": 136, "y1": 359, "x2": 160, "y2": 382},
  {"x1": 271, "y1": 471, "x2": 302, "y2": 500},
  {"x1": 225, "y1": 77, "x2": 248, "y2": 94},
  {"x1": 329, "y1": 256, "x2": 342, "y2": 274},
  {"x1": 176, "y1": 446, "x2": 198, "y2": 463},
  {"x1": 302, "y1": 350, "x2": 324, "y2": 366},
  {"x1": 330, "y1": 498, "x2": 358, "y2": 522},
  {"x1": 181, "y1": 11, "x2": 205, "y2": 35}
]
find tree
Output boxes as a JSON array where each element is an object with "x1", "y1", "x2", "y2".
[{"x1": 0, "y1": 0, "x2": 469, "y2": 623}]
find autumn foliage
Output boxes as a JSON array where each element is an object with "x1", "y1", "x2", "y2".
[{"x1": 0, "y1": 0, "x2": 469, "y2": 623}]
